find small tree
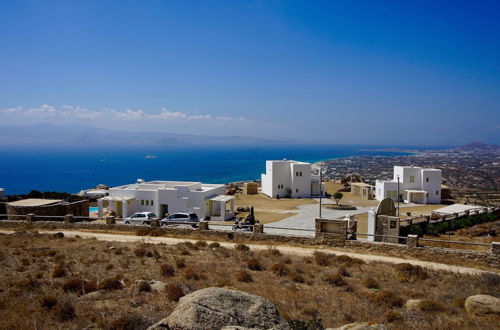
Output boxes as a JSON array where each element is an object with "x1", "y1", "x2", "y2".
[{"x1": 333, "y1": 192, "x2": 343, "y2": 205}]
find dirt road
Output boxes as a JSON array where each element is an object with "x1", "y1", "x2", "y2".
[{"x1": 0, "y1": 229, "x2": 495, "y2": 276}]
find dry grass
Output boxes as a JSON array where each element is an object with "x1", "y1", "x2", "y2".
[
  {"x1": 234, "y1": 193, "x2": 316, "y2": 224},
  {"x1": 235, "y1": 270, "x2": 253, "y2": 283},
  {"x1": 246, "y1": 258, "x2": 263, "y2": 271},
  {"x1": 165, "y1": 283, "x2": 184, "y2": 302},
  {"x1": 325, "y1": 182, "x2": 379, "y2": 207},
  {"x1": 0, "y1": 231, "x2": 498, "y2": 330},
  {"x1": 160, "y1": 263, "x2": 175, "y2": 277}
]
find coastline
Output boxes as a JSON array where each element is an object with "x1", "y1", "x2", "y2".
[{"x1": 0, "y1": 145, "x2": 437, "y2": 195}]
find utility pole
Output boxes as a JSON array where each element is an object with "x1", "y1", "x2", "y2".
[
  {"x1": 397, "y1": 175, "x2": 400, "y2": 217},
  {"x1": 319, "y1": 166, "x2": 322, "y2": 219}
]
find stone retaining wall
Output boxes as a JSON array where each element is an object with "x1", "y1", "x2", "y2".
[{"x1": 0, "y1": 220, "x2": 497, "y2": 269}]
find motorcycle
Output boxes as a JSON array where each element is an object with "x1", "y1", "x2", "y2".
[{"x1": 232, "y1": 218, "x2": 254, "y2": 232}]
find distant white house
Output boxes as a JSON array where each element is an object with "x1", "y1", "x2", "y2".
[
  {"x1": 98, "y1": 179, "x2": 234, "y2": 221},
  {"x1": 375, "y1": 166, "x2": 442, "y2": 204},
  {"x1": 261, "y1": 160, "x2": 325, "y2": 198}
]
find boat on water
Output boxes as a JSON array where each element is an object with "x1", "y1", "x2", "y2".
[{"x1": 145, "y1": 155, "x2": 158, "y2": 159}]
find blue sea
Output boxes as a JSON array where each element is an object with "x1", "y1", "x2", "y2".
[{"x1": 0, "y1": 144, "x2": 420, "y2": 195}]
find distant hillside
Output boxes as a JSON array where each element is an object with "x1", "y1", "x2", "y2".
[
  {"x1": 458, "y1": 142, "x2": 500, "y2": 151},
  {"x1": 0, "y1": 124, "x2": 288, "y2": 146}
]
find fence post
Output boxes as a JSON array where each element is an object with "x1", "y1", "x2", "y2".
[
  {"x1": 199, "y1": 221, "x2": 209, "y2": 231},
  {"x1": 64, "y1": 214, "x2": 74, "y2": 223},
  {"x1": 105, "y1": 216, "x2": 116, "y2": 225},
  {"x1": 254, "y1": 223, "x2": 264, "y2": 234},
  {"x1": 26, "y1": 213, "x2": 35, "y2": 222},
  {"x1": 407, "y1": 234, "x2": 419, "y2": 248},
  {"x1": 492, "y1": 242, "x2": 500, "y2": 256}
]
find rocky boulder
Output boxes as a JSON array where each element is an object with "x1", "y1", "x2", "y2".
[
  {"x1": 405, "y1": 299, "x2": 423, "y2": 310},
  {"x1": 464, "y1": 295, "x2": 500, "y2": 316},
  {"x1": 148, "y1": 287, "x2": 290, "y2": 330}
]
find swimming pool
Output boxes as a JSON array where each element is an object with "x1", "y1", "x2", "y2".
[{"x1": 89, "y1": 207, "x2": 98, "y2": 213}]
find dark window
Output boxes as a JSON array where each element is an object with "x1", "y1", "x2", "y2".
[{"x1": 426, "y1": 177, "x2": 429, "y2": 182}]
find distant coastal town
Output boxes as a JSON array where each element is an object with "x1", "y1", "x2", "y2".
[{"x1": 317, "y1": 142, "x2": 500, "y2": 206}]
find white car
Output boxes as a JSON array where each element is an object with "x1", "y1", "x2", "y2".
[{"x1": 123, "y1": 212, "x2": 157, "y2": 226}]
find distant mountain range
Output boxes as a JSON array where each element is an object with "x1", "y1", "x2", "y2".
[
  {"x1": 0, "y1": 124, "x2": 291, "y2": 146},
  {"x1": 457, "y1": 142, "x2": 500, "y2": 151}
]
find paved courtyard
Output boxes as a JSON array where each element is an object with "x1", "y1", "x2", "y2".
[{"x1": 213, "y1": 199, "x2": 372, "y2": 237}]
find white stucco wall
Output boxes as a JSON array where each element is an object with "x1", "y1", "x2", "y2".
[
  {"x1": 377, "y1": 166, "x2": 442, "y2": 204},
  {"x1": 261, "y1": 160, "x2": 322, "y2": 198},
  {"x1": 290, "y1": 163, "x2": 312, "y2": 198},
  {"x1": 420, "y1": 169, "x2": 442, "y2": 204},
  {"x1": 102, "y1": 181, "x2": 227, "y2": 219}
]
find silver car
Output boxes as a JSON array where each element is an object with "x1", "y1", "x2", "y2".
[
  {"x1": 160, "y1": 212, "x2": 199, "y2": 227},
  {"x1": 123, "y1": 212, "x2": 157, "y2": 226}
]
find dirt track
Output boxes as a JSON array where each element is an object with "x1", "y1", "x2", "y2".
[{"x1": 0, "y1": 229, "x2": 495, "y2": 276}]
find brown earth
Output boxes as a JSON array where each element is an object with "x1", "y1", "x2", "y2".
[
  {"x1": 233, "y1": 194, "x2": 316, "y2": 224},
  {"x1": 0, "y1": 231, "x2": 498, "y2": 330}
]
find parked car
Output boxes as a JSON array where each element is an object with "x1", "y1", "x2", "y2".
[
  {"x1": 160, "y1": 212, "x2": 199, "y2": 227},
  {"x1": 123, "y1": 212, "x2": 157, "y2": 225}
]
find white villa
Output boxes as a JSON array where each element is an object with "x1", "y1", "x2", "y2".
[
  {"x1": 375, "y1": 166, "x2": 442, "y2": 204},
  {"x1": 261, "y1": 160, "x2": 325, "y2": 198},
  {"x1": 97, "y1": 179, "x2": 234, "y2": 221}
]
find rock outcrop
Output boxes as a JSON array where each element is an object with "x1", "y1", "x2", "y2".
[
  {"x1": 405, "y1": 299, "x2": 423, "y2": 310},
  {"x1": 464, "y1": 295, "x2": 500, "y2": 316},
  {"x1": 148, "y1": 287, "x2": 290, "y2": 330}
]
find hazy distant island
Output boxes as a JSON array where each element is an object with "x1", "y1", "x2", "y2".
[{"x1": 0, "y1": 123, "x2": 297, "y2": 146}]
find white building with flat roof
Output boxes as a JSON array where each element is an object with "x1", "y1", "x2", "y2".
[
  {"x1": 375, "y1": 166, "x2": 442, "y2": 204},
  {"x1": 98, "y1": 180, "x2": 234, "y2": 221},
  {"x1": 261, "y1": 160, "x2": 324, "y2": 198}
]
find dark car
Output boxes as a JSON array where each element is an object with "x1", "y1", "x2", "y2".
[{"x1": 160, "y1": 212, "x2": 199, "y2": 227}]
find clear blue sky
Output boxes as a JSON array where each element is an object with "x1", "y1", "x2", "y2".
[{"x1": 0, "y1": 0, "x2": 499, "y2": 145}]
